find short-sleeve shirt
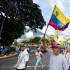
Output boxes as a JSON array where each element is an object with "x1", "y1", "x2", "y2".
[
  {"x1": 35, "y1": 51, "x2": 43, "y2": 59},
  {"x1": 17, "y1": 49, "x2": 29, "y2": 69}
]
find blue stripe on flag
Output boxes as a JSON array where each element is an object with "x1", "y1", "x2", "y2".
[{"x1": 51, "y1": 14, "x2": 64, "y2": 28}]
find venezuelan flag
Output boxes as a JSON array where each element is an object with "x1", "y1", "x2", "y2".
[{"x1": 49, "y1": 6, "x2": 70, "y2": 31}]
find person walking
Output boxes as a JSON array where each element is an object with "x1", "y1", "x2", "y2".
[
  {"x1": 65, "y1": 47, "x2": 70, "y2": 70},
  {"x1": 46, "y1": 44, "x2": 68, "y2": 70},
  {"x1": 34, "y1": 49, "x2": 44, "y2": 70},
  {"x1": 15, "y1": 47, "x2": 29, "y2": 70}
]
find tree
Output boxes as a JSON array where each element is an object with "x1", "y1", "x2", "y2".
[
  {"x1": 31, "y1": 37, "x2": 41, "y2": 44},
  {"x1": 0, "y1": 0, "x2": 46, "y2": 46}
]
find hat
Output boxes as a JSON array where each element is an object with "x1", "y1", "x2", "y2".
[
  {"x1": 51, "y1": 44, "x2": 61, "y2": 48},
  {"x1": 51, "y1": 42, "x2": 57, "y2": 46}
]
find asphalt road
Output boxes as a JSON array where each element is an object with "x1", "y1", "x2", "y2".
[
  {"x1": 0, "y1": 50, "x2": 49, "y2": 70},
  {"x1": 0, "y1": 56, "x2": 17, "y2": 70}
]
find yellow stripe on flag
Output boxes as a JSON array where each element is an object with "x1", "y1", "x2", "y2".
[{"x1": 53, "y1": 6, "x2": 70, "y2": 24}]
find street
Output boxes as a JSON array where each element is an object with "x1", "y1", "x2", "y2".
[
  {"x1": 0, "y1": 50, "x2": 49, "y2": 70},
  {"x1": 0, "y1": 56, "x2": 17, "y2": 70}
]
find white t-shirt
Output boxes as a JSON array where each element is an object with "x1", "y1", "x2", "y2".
[
  {"x1": 16, "y1": 49, "x2": 29, "y2": 69},
  {"x1": 35, "y1": 51, "x2": 43, "y2": 59},
  {"x1": 48, "y1": 49, "x2": 68, "y2": 70}
]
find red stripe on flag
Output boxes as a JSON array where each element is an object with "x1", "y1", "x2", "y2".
[
  {"x1": 49, "y1": 20, "x2": 59, "y2": 30},
  {"x1": 49, "y1": 20, "x2": 69, "y2": 31}
]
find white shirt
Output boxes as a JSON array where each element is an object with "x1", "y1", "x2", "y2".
[
  {"x1": 48, "y1": 49, "x2": 68, "y2": 70},
  {"x1": 65, "y1": 52, "x2": 70, "y2": 68},
  {"x1": 16, "y1": 49, "x2": 29, "y2": 69},
  {"x1": 35, "y1": 51, "x2": 43, "y2": 59}
]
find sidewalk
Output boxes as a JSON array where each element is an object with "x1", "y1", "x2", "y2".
[{"x1": 0, "y1": 53, "x2": 17, "y2": 59}]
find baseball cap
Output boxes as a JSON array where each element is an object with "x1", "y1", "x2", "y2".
[{"x1": 51, "y1": 44, "x2": 61, "y2": 48}]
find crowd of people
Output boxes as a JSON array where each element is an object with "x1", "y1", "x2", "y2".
[
  {"x1": 0, "y1": 41, "x2": 69, "y2": 70},
  {"x1": 0, "y1": 45, "x2": 20, "y2": 56},
  {"x1": 15, "y1": 43, "x2": 70, "y2": 70},
  {"x1": 0, "y1": 46, "x2": 10, "y2": 56}
]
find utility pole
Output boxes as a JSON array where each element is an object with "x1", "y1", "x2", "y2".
[{"x1": 0, "y1": 12, "x2": 6, "y2": 46}]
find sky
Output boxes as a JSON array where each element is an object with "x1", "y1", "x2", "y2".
[
  {"x1": 18, "y1": 0, "x2": 70, "y2": 40},
  {"x1": 33, "y1": 0, "x2": 70, "y2": 35}
]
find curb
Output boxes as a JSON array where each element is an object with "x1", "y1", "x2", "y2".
[{"x1": 0, "y1": 54, "x2": 17, "y2": 59}]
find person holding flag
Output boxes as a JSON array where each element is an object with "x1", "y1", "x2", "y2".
[
  {"x1": 45, "y1": 44, "x2": 68, "y2": 70},
  {"x1": 42, "y1": 6, "x2": 70, "y2": 70}
]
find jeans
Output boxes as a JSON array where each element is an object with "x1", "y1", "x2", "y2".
[{"x1": 34, "y1": 58, "x2": 43, "y2": 70}]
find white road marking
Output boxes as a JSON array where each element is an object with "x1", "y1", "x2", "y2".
[{"x1": 27, "y1": 65, "x2": 45, "y2": 68}]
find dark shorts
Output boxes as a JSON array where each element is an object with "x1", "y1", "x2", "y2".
[
  {"x1": 68, "y1": 66, "x2": 70, "y2": 70},
  {"x1": 16, "y1": 69, "x2": 24, "y2": 70}
]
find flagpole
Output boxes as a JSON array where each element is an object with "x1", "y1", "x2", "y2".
[
  {"x1": 40, "y1": 5, "x2": 57, "y2": 52},
  {"x1": 43, "y1": 24, "x2": 49, "y2": 38},
  {"x1": 56, "y1": 30, "x2": 59, "y2": 40},
  {"x1": 43, "y1": 5, "x2": 56, "y2": 38},
  {"x1": 40, "y1": 5, "x2": 56, "y2": 49}
]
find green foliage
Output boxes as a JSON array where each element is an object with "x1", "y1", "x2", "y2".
[
  {"x1": 48, "y1": 36, "x2": 55, "y2": 42},
  {"x1": 31, "y1": 37, "x2": 41, "y2": 44},
  {"x1": 22, "y1": 37, "x2": 41, "y2": 45},
  {"x1": 0, "y1": 0, "x2": 46, "y2": 46},
  {"x1": 22, "y1": 37, "x2": 50, "y2": 45}
]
